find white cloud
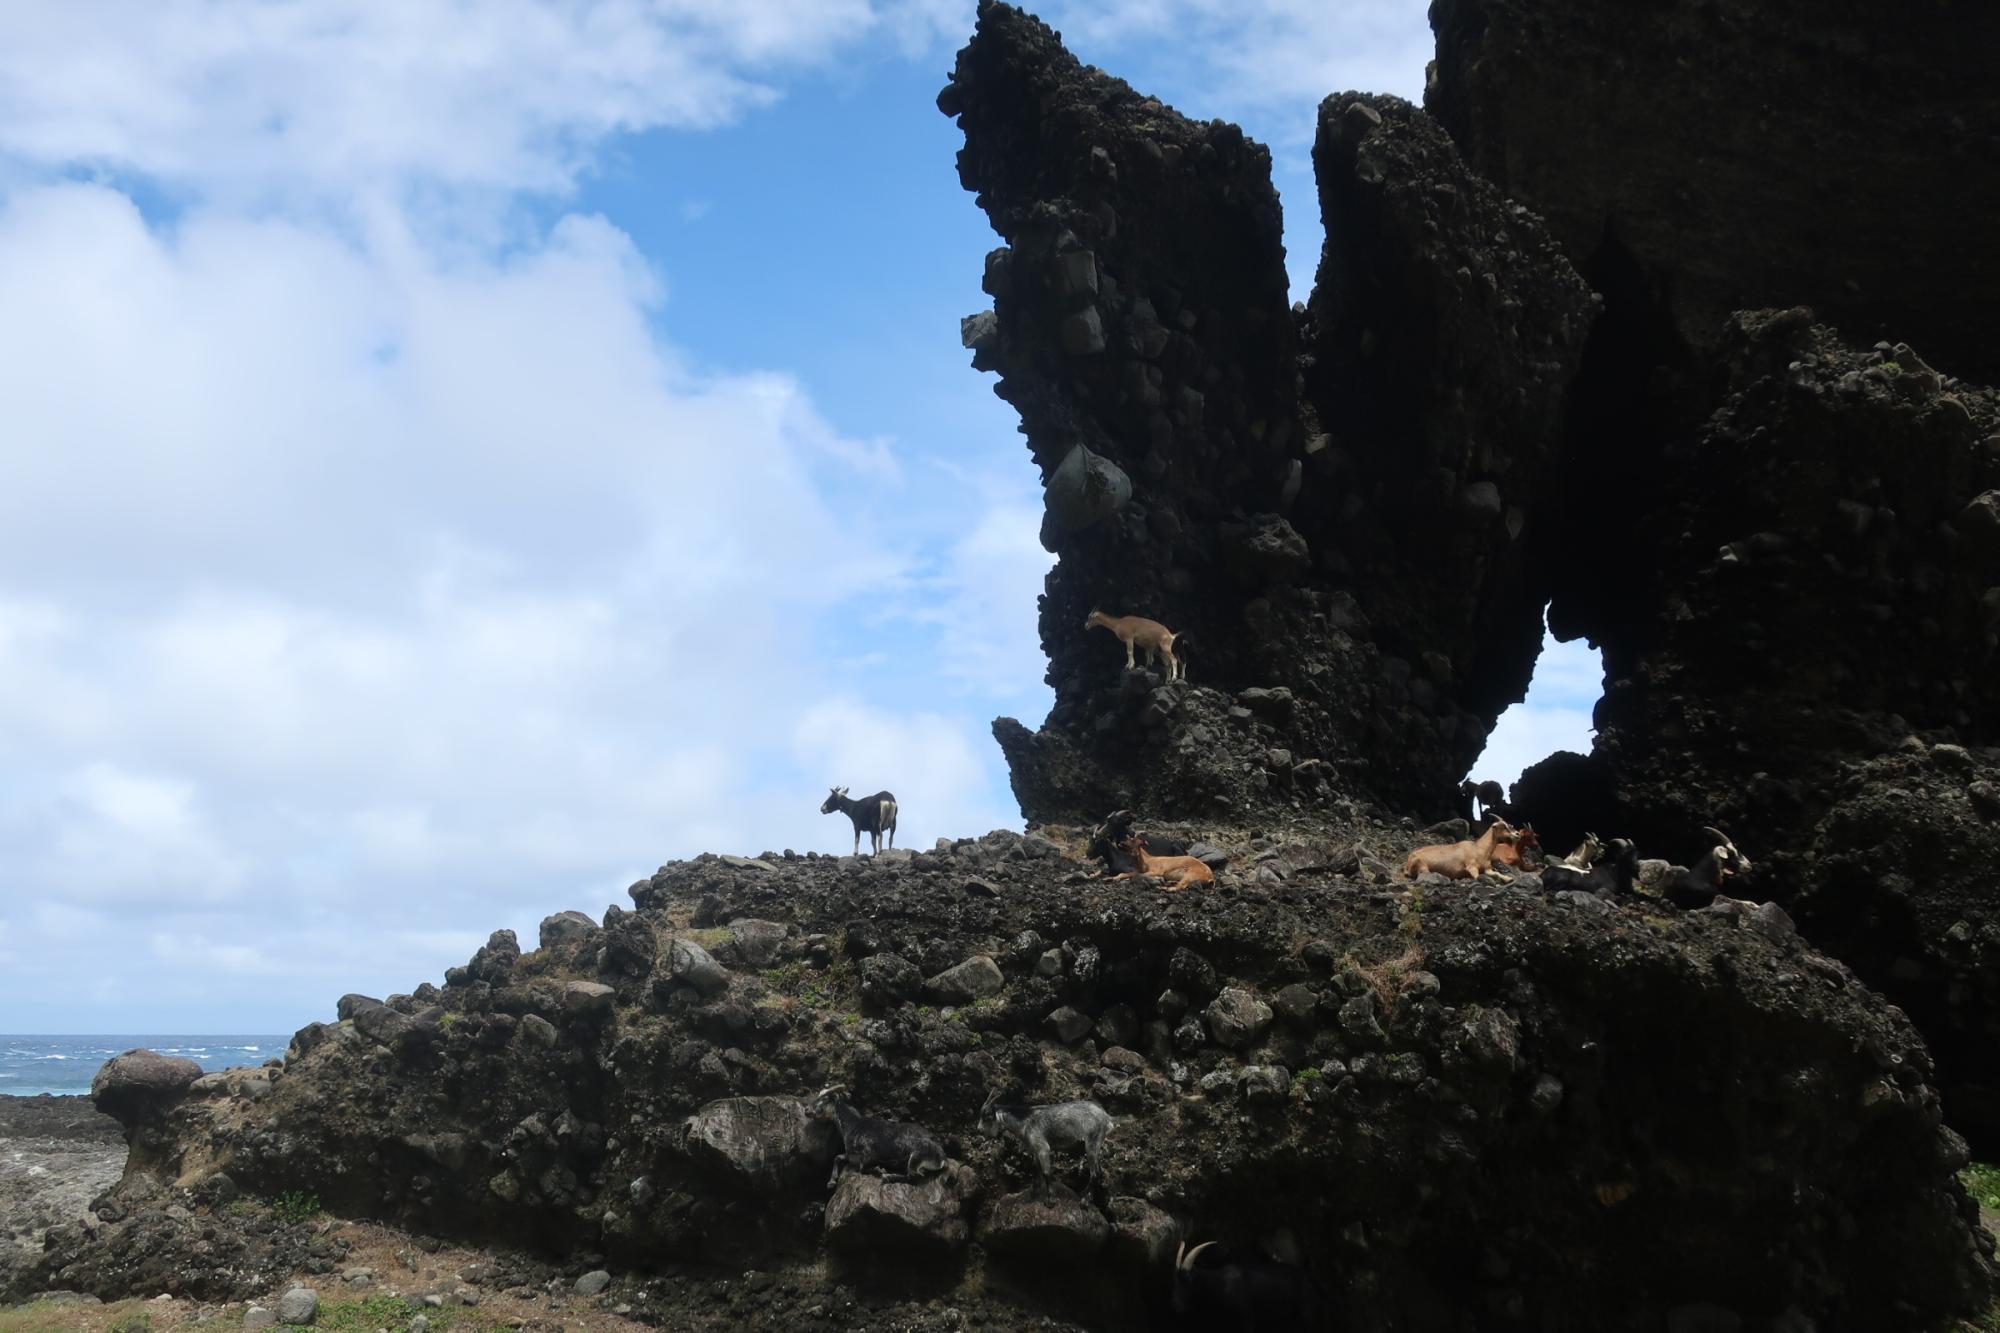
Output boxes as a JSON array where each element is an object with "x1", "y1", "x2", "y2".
[
  {"x1": 0, "y1": 0, "x2": 1446, "y2": 1032},
  {"x1": 0, "y1": 0, "x2": 900, "y2": 199}
]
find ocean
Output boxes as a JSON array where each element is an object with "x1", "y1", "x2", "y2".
[{"x1": 0, "y1": 1035, "x2": 291, "y2": 1098}]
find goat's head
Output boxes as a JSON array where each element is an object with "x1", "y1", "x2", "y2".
[
  {"x1": 1514, "y1": 824, "x2": 1541, "y2": 851},
  {"x1": 977, "y1": 1090, "x2": 1014, "y2": 1136},
  {"x1": 1083, "y1": 608, "x2": 1108, "y2": 630},
  {"x1": 810, "y1": 1083, "x2": 847, "y2": 1116},
  {"x1": 1702, "y1": 826, "x2": 1751, "y2": 876},
  {"x1": 1171, "y1": 1241, "x2": 1221, "y2": 1312},
  {"x1": 819, "y1": 786, "x2": 848, "y2": 814}
]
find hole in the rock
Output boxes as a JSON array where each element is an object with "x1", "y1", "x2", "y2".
[{"x1": 1463, "y1": 623, "x2": 1603, "y2": 806}]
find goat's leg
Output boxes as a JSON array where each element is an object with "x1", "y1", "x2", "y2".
[
  {"x1": 853, "y1": 828, "x2": 861, "y2": 856},
  {"x1": 1033, "y1": 1140, "x2": 1054, "y2": 1193},
  {"x1": 828, "y1": 1155, "x2": 846, "y2": 1191},
  {"x1": 1163, "y1": 645, "x2": 1180, "y2": 682},
  {"x1": 1123, "y1": 640, "x2": 1136, "y2": 671}
]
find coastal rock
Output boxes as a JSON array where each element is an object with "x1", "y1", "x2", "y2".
[{"x1": 88, "y1": 1051, "x2": 202, "y2": 1127}]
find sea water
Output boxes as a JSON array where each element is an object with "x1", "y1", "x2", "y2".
[{"x1": 0, "y1": 1035, "x2": 290, "y2": 1097}]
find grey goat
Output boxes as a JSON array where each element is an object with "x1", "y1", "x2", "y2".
[
  {"x1": 978, "y1": 1094, "x2": 1112, "y2": 1192},
  {"x1": 811, "y1": 1085, "x2": 946, "y2": 1189}
]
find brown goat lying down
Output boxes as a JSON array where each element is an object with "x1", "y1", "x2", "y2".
[
  {"x1": 1403, "y1": 820, "x2": 1518, "y2": 880},
  {"x1": 1491, "y1": 823, "x2": 1540, "y2": 869},
  {"x1": 1111, "y1": 834, "x2": 1213, "y2": 890}
]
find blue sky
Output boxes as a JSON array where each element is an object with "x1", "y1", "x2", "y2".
[{"x1": 0, "y1": 0, "x2": 1594, "y2": 1034}]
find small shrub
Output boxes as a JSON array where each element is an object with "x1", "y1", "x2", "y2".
[
  {"x1": 1961, "y1": 1161, "x2": 2000, "y2": 1212},
  {"x1": 272, "y1": 1190, "x2": 322, "y2": 1225},
  {"x1": 107, "y1": 1317, "x2": 151, "y2": 1333}
]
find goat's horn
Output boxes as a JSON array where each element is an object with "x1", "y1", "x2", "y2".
[
  {"x1": 1175, "y1": 1241, "x2": 1186, "y2": 1270},
  {"x1": 1181, "y1": 1241, "x2": 1217, "y2": 1271},
  {"x1": 1701, "y1": 826, "x2": 1731, "y2": 847}
]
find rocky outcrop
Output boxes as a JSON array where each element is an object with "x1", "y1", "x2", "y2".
[
  {"x1": 1426, "y1": 0, "x2": 2000, "y2": 384},
  {"x1": 21, "y1": 837, "x2": 1994, "y2": 1328},
  {"x1": 1510, "y1": 309, "x2": 2000, "y2": 1142},
  {"x1": 945, "y1": 4, "x2": 1593, "y2": 822}
]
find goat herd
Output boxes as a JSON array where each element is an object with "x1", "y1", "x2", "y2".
[{"x1": 824, "y1": 778, "x2": 1755, "y2": 911}]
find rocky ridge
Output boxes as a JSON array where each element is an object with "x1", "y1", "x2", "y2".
[{"x1": 16, "y1": 826, "x2": 1997, "y2": 1330}]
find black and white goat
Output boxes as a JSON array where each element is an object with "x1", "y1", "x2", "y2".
[
  {"x1": 1542, "y1": 836, "x2": 1639, "y2": 898},
  {"x1": 820, "y1": 786, "x2": 898, "y2": 856},
  {"x1": 1171, "y1": 1240, "x2": 1329, "y2": 1332},
  {"x1": 1088, "y1": 809, "x2": 1192, "y2": 877},
  {"x1": 979, "y1": 1095, "x2": 1112, "y2": 1194},
  {"x1": 1663, "y1": 827, "x2": 1753, "y2": 910},
  {"x1": 811, "y1": 1085, "x2": 946, "y2": 1190}
]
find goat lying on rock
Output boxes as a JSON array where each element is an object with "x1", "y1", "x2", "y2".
[
  {"x1": 1112, "y1": 834, "x2": 1214, "y2": 890},
  {"x1": 1403, "y1": 820, "x2": 1517, "y2": 880},
  {"x1": 1085, "y1": 609, "x2": 1184, "y2": 682},
  {"x1": 812, "y1": 1085, "x2": 946, "y2": 1189},
  {"x1": 1088, "y1": 809, "x2": 1192, "y2": 876},
  {"x1": 1542, "y1": 836, "x2": 1639, "y2": 898},
  {"x1": 820, "y1": 786, "x2": 898, "y2": 856},
  {"x1": 1663, "y1": 827, "x2": 1752, "y2": 910},
  {"x1": 979, "y1": 1095, "x2": 1111, "y2": 1194},
  {"x1": 1492, "y1": 823, "x2": 1540, "y2": 870},
  {"x1": 1557, "y1": 832, "x2": 1603, "y2": 870},
  {"x1": 1172, "y1": 1240, "x2": 1328, "y2": 1331}
]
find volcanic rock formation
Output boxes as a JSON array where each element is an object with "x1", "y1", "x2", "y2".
[
  {"x1": 24, "y1": 834, "x2": 1997, "y2": 1329},
  {"x1": 948, "y1": 4, "x2": 1594, "y2": 824}
]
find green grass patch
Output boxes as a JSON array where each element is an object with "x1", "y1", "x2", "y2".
[
  {"x1": 1961, "y1": 1160, "x2": 2000, "y2": 1212},
  {"x1": 271, "y1": 1190, "x2": 322, "y2": 1225},
  {"x1": 312, "y1": 1293, "x2": 496, "y2": 1332}
]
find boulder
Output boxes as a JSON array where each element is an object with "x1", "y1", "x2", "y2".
[
  {"x1": 725, "y1": 919, "x2": 791, "y2": 968},
  {"x1": 860, "y1": 953, "x2": 923, "y2": 1008},
  {"x1": 980, "y1": 1190, "x2": 1110, "y2": 1269},
  {"x1": 574, "y1": 1270, "x2": 612, "y2": 1296},
  {"x1": 89, "y1": 1049, "x2": 202, "y2": 1126},
  {"x1": 351, "y1": 1004, "x2": 414, "y2": 1045},
  {"x1": 538, "y1": 911, "x2": 599, "y2": 950},
  {"x1": 924, "y1": 955, "x2": 1004, "y2": 1004},
  {"x1": 276, "y1": 1287, "x2": 317, "y2": 1325},
  {"x1": 825, "y1": 1167, "x2": 970, "y2": 1258},
  {"x1": 1044, "y1": 443, "x2": 1130, "y2": 533},
  {"x1": 663, "y1": 937, "x2": 730, "y2": 996},
  {"x1": 1106, "y1": 1196, "x2": 1179, "y2": 1271},
  {"x1": 564, "y1": 981, "x2": 617, "y2": 1017},
  {"x1": 335, "y1": 994, "x2": 382, "y2": 1021},
  {"x1": 1204, "y1": 988, "x2": 1274, "y2": 1050},
  {"x1": 681, "y1": 1096, "x2": 836, "y2": 1194}
]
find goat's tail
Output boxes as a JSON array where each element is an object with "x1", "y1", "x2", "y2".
[{"x1": 880, "y1": 798, "x2": 898, "y2": 830}]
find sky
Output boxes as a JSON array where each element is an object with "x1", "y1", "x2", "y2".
[{"x1": 0, "y1": 0, "x2": 1596, "y2": 1034}]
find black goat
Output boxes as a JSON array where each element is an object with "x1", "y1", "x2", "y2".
[
  {"x1": 1172, "y1": 1240, "x2": 1329, "y2": 1332},
  {"x1": 820, "y1": 786, "x2": 898, "y2": 856},
  {"x1": 1088, "y1": 809, "x2": 1191, "y2": 877},
  {"x1": 811, "y1": 1085, "x2": 946, "y2": 1190},
  {"x1": 1542, "y1": 836, "x2": 1639, "y2": 898},
  {"x1": 1664, "y1": 827, "x2": 1752, "y2": 910}
]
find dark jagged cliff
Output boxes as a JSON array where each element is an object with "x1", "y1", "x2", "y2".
[
  {"x1": 18, "y1": 3, "x2": 2000, "y2": 1330},
  {"x1": 950, "y1": 5, "x2": 1594, "y2": 824},
  {"x1": 1414, "y1": 0, "x2": 2000, "y2": 1147},
  {"x1": 26, "y1": 829, "x2": 1998, "y2": 1329}
]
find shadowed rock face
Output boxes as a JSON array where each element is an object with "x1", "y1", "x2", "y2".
[
  {"x1": 21, "y1": 841, "x2": 1996, "y2": 1327},
  {"x1": 1425, "y1": 0, "x2": 2000, "y2": 1145},
  {"x1": 1426, "y1": 0, "x2": 2000, "y2": 385},
  {"x1": 946, "y1": 4, "x2": 1592, "y2": 823}
]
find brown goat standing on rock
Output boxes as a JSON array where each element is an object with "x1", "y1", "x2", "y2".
[
  {"x1": 1403, "y1": 820, "x2": 1518, "y2": 880},
  {"x1": 1085, "y1": 610, "x2": 1183, "y2": 682}
]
